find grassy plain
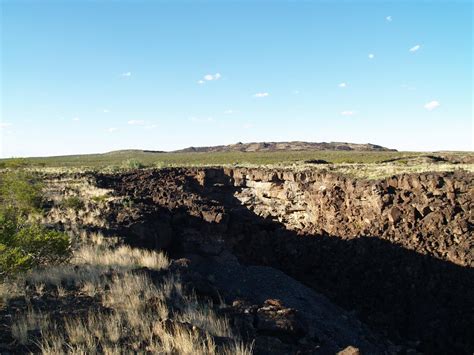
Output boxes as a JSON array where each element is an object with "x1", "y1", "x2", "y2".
[
  {"x1": 1, "y1": 150, "x2": 472, "y2": 179},
  {"x1": 0, "y1": 149, "x2": 469, "y2": 167}
]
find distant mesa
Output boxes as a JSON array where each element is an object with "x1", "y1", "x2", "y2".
[
  {"x1": 103, "y1": 142, "x2": 396, "y2": 156},
  {"x1": 173, "y1": 141, "x2": 396, "y2": 153}
]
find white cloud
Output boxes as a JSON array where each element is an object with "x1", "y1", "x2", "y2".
[
  {"x1": 0, "y1": 122, "x2": 12, "y2": 129},
  {"x1": 103, "y1": 109, "x2": 110, "y2": 113},
  {"x1": 340, "y1": 110, "x2": 356, "y2": 116},
  {"x1": 409, "y1": 44, "x2": 421, "y2": 52},
  {"x1": 368, "y1": 53, "x2": 375, "y2": 59},
  {"x1": 424, "y1": 100, "x2": 440, "y2": 111},
  {"x1": 243, "y1": 123, "x2": 254, "y2": 129},
  {"x1": 121, "y1": 72, "x2": 132, "y2": 77},
  {"x1": 338, "y1": 82, "x2": 347, "y2": 88},
  {"x1": 145, "y1": 124, "x2": 158, "y2": 129},
  {"x1": 72, "y1": 117, "x2": 80, "y2": 121},
  {"x1": 224, "y1": 109, "x2": 236, "y2": 114},
  {"x1": 202, "y1": 73, "x2": 221, "y2": 82},
  {"x1": 127, "y1": 120, "x2": 145, "y2": 126},
  {"x1": 386, "y1": 16, "x2": 392, "y2": 22},
  {"x1": 197, "y1": 80, "x2": 205, "y2": 84},
  {"x1": 107, "y1": 127, "x2": 119, "y2": 132},
  {"x1": 254, "y1": 92, "x2": 269, "y2": 98}
]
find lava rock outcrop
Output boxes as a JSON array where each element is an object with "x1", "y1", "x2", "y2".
[{"x1": 62, "y1": 167, "x2": 473, "y2": 354}]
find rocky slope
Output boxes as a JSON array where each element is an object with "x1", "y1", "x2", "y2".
[
  {"x1": 174, "y1": 141, "x2": 395, "y2": 153},
  {"x1": 42, "y1": 167, "x2": 473, "y2": 354}
]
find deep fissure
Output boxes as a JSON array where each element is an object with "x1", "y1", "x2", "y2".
[{"x1": 84, "y1": 167, "x2": 473, "y2": 353}]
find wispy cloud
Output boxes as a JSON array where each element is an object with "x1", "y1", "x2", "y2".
[
  {"x1": 198, "y1": 73, "x2": 221, "y2": 84},
  {"x1": 243, "y1": 123, "x2": 254, "y2": 129},
  {"x1": 205, "y1": 73, "x2": 221, "y2": 81},
  {"x1": 102, "y1": 109, "x2": 110, "y2": 113},
  {"x1": 386, "y1": 15, "x2": 392, "y2": 22},
  {"x1": 107, "y1": 127, "x2": 119, "y2": 132},
  {"x1": 145, "y1": 124, "x2": 158, "y2": 129},
  {"x1": 340, "y1": 110, "x2": 356, "y2": 116},
  {"x1": 424, "y1": 100, "x2": 440, "y2": 111},
  {"x1": 409, "y1": 44, "x2": 421, "y2": 52},
  {"x1": 127, "y1": 120, "x2": 146, "y2": 126},
  {"x1": 121, "y1": 72, "x2": 132, "y2": 77},
  {"x1": 254, "y1": 92, "x2": 269, "y2": 98},
  {"x1": 0, "y1": 122, "x2": 12, "y2": 129},
  {"x1": 338, "y1": 82, "x2": 347, "y2": 88},
  {"x1": 72, "y1": 117, "x2": 80, "y2": 121},
  {"x1": 224, "y1": 109, "x2": 237, "y2": 114},
  {"x1": 368, "y1": 53, "x2": 375, "y2": 59}
]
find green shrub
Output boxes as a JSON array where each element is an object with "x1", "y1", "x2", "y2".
[
  {"x1": 0, "y1": 171, "x2": 43, "y2": 215},
  {"x1": 0, "y1": 244, "x2": 32, "y2": 275},
  {"x1": 0, "y1": 173, "x2": 71, "y2": 277},
  {"x1": 121, "y1": 159, "x2": 145, "y2": 170},
  {"x1": 0, "y1": 210, "x2": 71, "y2": 276},
  {"x1": 91, "y1": 194, "x2": 109, "y2": 204},
  {"x1": 62, "y1": 196, "x2": 85, "y2": 210}
]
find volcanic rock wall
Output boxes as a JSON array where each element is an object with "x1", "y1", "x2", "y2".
[
  {"x1": 220, "y1": 168, "x2": 473, "y2": 267},
  {"x1": 59, "y1": 167, "x2": 473, "y2": 354}
]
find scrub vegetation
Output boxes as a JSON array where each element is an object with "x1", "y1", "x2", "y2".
[{"x1": 0, "y1": 171, "x2": 71, "y2": 277}]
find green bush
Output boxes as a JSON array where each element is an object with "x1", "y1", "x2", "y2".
[
  {"x1": 91, "y1": 194, "x2": 109, "y2": 204},
  {"x1": 0, "y1": 209, "x2": 71, "y2": 277},
  {"x1": 0, "y1": 244, "x2": 32, "y2": 275},
  {"x1": 0, "y1": 173, "x2": 71, "y2": 277},
  {"x1": 62, "y1": 196, "x2": 85, "y2": 210},
  {"x1": 0, "y1": 171, "x2": 43, "y2": 215},
  {"x1": 121, "y1": 159, "x2": 146, "y2": 170}
]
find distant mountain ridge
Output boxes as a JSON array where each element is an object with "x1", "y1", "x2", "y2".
[{"x1": 173, "y1": 141, "x2": 396, "y2": 153}]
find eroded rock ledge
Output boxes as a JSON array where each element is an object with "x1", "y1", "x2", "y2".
[{"x1": 45, "y1": 167, "x2": 473, "y2": 354}]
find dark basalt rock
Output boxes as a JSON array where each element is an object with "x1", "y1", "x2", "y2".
[{"x1": 77, "y1": 168, "x2": 474, "y2": 354}]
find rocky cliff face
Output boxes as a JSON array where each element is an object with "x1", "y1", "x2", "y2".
[
  {"x1": 223, "y1": 168, "x2": 473, "y2": 267},
  {"x1": 44, "y1": 167, "x2": 473, "y2": 354}
]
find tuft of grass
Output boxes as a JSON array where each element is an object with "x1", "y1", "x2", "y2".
[
  {"x1": 61, "y1": 196, "x2": 84, "y2": 211},
  {"x1": 9, "y1": 243, "x2": 253, "y2": 354},
  {"x1": 12, "y1": 308, "x2": 50, "y2": 345},
  {"x1": 91, "y1": 194, "x2": 109, "y2": 204},
  {"x1": 73, "y1": 245, "x2": 170, "y2": 270}
]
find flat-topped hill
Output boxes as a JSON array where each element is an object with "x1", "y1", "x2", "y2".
[{"x1": 173, "y1": 141, "x2": 396, "y2": 153}]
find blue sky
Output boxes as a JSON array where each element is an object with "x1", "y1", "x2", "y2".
[{"x1": 1, "y1": 0, "x2": 472, "y2": 157}]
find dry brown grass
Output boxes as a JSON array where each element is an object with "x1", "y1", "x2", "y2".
[
  {"x1": 34, "y1": 271, "x2": 252, "y2": 354},
  {"x1": 12, "y1": 308, "x2": 50, "y2": 345},
  {"x1": 73, "y1": 244, "x2": 170, "y2": 270},
  {"x1": 7, "y1": 244, "x2": 253, "y2": 354},
  {"x1": 0, "y1": 278, "x2": 26, "y2": 308}
]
